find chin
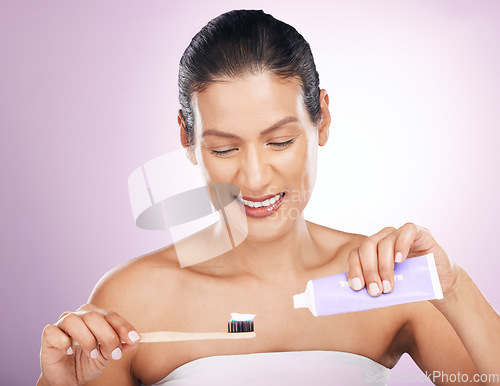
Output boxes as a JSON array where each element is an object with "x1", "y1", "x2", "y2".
[{"x1": 243, "y1": 216, "x2": 299, "y2": 244}]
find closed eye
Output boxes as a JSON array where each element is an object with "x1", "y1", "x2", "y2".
[
  {"x1": 208, "y1": 137, "x2": 295, "y2": 156},
  {"x1": 267, "y1": 138, "x2": 295, "y2": 149},
  {"x1": 209, "y1": 148, "x2": 238, "y2": 157}
]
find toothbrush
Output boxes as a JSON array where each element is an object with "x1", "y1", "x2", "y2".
[{"x1": 70, "y1": 313, "x2": 255, "y2": 345}]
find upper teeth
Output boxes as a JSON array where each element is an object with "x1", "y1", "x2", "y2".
[{"x1": 237, "y1": 193, "x2": 283, "y2": 208}]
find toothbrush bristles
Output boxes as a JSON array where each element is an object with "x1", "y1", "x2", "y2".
[{"x1": 228, "y1": 320, "x2": 254, "y2": 333}]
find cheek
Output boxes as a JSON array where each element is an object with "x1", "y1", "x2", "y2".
[
  {"x1": 199, "y1": 152, "x2": 237, "y2": 183},
  {"x1": 285, "y1": 141, "x2": 314, "y2": 182},
  {"x1": 280, "y1": 141, "x2": 316, "y2": 203}
]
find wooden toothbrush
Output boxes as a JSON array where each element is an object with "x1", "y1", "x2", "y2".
[{"x1": 71, "y1": 319, "x2": 255, "y2": 345}]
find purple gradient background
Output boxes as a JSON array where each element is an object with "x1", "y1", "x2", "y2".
[{"x1": 1, "y1": 1, "x2": 499, "y2": 384}]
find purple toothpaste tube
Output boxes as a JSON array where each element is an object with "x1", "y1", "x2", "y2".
[{"x1": 293, "y1": 253, "x2": 443, "y2": 316}]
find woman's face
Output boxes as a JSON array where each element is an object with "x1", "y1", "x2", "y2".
[{"x1": 185, "y1": 72, "x2": 329, "y2": 242}]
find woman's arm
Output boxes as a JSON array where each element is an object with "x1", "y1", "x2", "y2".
[
  {"x1": 37, "y1": 303, "x2": 140, "y2": 386},
  {"x1": 404, "y1": 290, "x2": 498, "y2": 385},
  {"x1": 428, "y1": 266, "x2": 500, "y2": 382},
  {"x1": 345, "y1": 223, "x2": 500, "y2": 384},
  {"x1": 83, "y1": 260, "x2": 152, "y2": 386},
  {"x1": 37, "y1": 259, "x2": 149, "y2": 386}
]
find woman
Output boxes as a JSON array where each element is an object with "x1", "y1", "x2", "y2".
[{"x1": 38, "y1": 9, "x2": 500, "y2": 385}]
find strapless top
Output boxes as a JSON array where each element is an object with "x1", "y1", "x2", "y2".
[{"x1": 147, "y1": 350, "x2": 391, "y2": 385}]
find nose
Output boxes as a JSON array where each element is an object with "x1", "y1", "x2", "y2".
[{"x1": 237, "y1": 145, "x2": 271, "y2": 194}]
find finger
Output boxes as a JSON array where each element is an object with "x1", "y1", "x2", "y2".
[
  {"x1": 346, "y1": 227, "x2": 396, "y2": 292},
  {"x1": 377, "y1": 231, "x2": 398, "y2": 293},
  {"x1": 83, "y1": 310, "x2": 141, "y2": 359},
  {"x1": 80, "y1": 311, "x2": 123, "y2": 361},
  {"x1": 58, "y1": 311, "x2": 71, "y2": 321},
  {"x1": 42, "y1": 324, "x2": 73, "y2": 357},
  {"x1": 104, "y1": 311, "x2": 141, "y2": 347},
  {"x1": 57, "y1": 313, "x2": 97, "y2": 357},
  {"x1": 358, "y1": 227, "x2": 396, "y2": 296},
  {"x1": 77, "y1": 304, "x2": 139, "y2": 346},
  {"x1": 395, "y1": 223, "x2": 420, "y2": 263},
  {"x1": 346, "y1": 247, "x2": 364, "y2": 291},
  {"x1": 358, "y1": 235, "x2": 383, "y2": 297}
]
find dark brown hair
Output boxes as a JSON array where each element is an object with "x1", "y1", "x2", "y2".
[{"x1": 178, "y1": 9, "x2": 321, "y2": 144}]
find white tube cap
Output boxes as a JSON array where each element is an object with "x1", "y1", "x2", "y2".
[{"x1": 293, "y1": 292, "x2": 308, "y2": 309}]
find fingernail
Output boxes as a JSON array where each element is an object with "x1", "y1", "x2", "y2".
[
  {"x1": 111, "y1": 347, "x2": 122, "y2": 360},
  {"x1": 66, "y1": 346, "x2": 73, "y2": 355},
  {"x1": 383, "y1": 280, "x2": 392, "y2": 293},
  {"x1": 395, "y1": 252, "x2": 403, "y2": 263},
  {"x1": 90, "y1": 348, "x2": 99, "y2": 359},
  {"x1": 351, "y1": 277, "x2": 363, "y2": 291},
  {"x1": 368, "y1": 282, "x2": 380, "y2": 296},
  {"x1": 128, "y1": 330, "x2": 140, "y2": 342}
]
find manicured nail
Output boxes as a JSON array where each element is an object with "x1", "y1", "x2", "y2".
[
  {"x1": 128, "y1": 330, "x2": 140, "y2": 342},
  {"x1": 66, "y1": 346, "x2": 73, "y2": 355},
  {"x1": 368, "y1": 282, "x2": 380, "y2": 296},
  {"x1": 111, "y1": 347, "x2": 122, "y2": 360},
  {"x1": 383, "y1": 280, "x2": 392, "y2": 293},
  {"x1": 395, "y1": 252, "x2": 403, "y2": 263},
  {"x1": 351, "y1": 277, "x2": 363, "y2": 291},
  {"x1": 90, "y1": 348, "x2": 99, "y2": 359}
]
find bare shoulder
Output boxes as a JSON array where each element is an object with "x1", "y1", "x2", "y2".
[
  {"x1": 79, "y1": 247, "x2": 186, "y2": 386},
  {"x1": 88, "y1": 245, "x2": 185, "y2": 328},
  {"x1": 306, "y1": 221, "x2": 367, "y2": 262}
]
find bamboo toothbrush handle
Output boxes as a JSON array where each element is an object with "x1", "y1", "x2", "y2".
[
  {"x1": 71, "y1": 331, "x2": 256, "y2": 346},
  {"x1": 139, "y1": 331, "x2": 256, "y2": 343}
]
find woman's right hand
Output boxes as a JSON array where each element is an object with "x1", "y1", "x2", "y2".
[{"x1": 38, "y1": 304, "x2": 141, "y2": 386}]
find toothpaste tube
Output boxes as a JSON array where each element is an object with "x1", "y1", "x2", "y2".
[{"x1": 293, "y1": 253, "x2": 443, "y2": 316}]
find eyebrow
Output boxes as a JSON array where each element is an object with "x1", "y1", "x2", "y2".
[{"x1": 201, "y1": 116, "x2": 300, "y2": 139}]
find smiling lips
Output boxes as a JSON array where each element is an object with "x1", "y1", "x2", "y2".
[{"x1": 235, "y1": 192, "x2": 286, "y2": 218}]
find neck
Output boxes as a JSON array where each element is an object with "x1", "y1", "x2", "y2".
[{"x1": 221, "y1": 216, "x2": 320, "y2": 281}]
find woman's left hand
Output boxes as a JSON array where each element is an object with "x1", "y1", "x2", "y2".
[{"x1": 346, "y1": 223, "x2": 457, "y2": 297}]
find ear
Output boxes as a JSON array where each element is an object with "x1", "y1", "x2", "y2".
[
  {"x1": 317, "y1": 89, "x2": 331, "y2": 147},
  {"x1": 178, "y1": 110, "x2": 198, "y2": 165}
]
